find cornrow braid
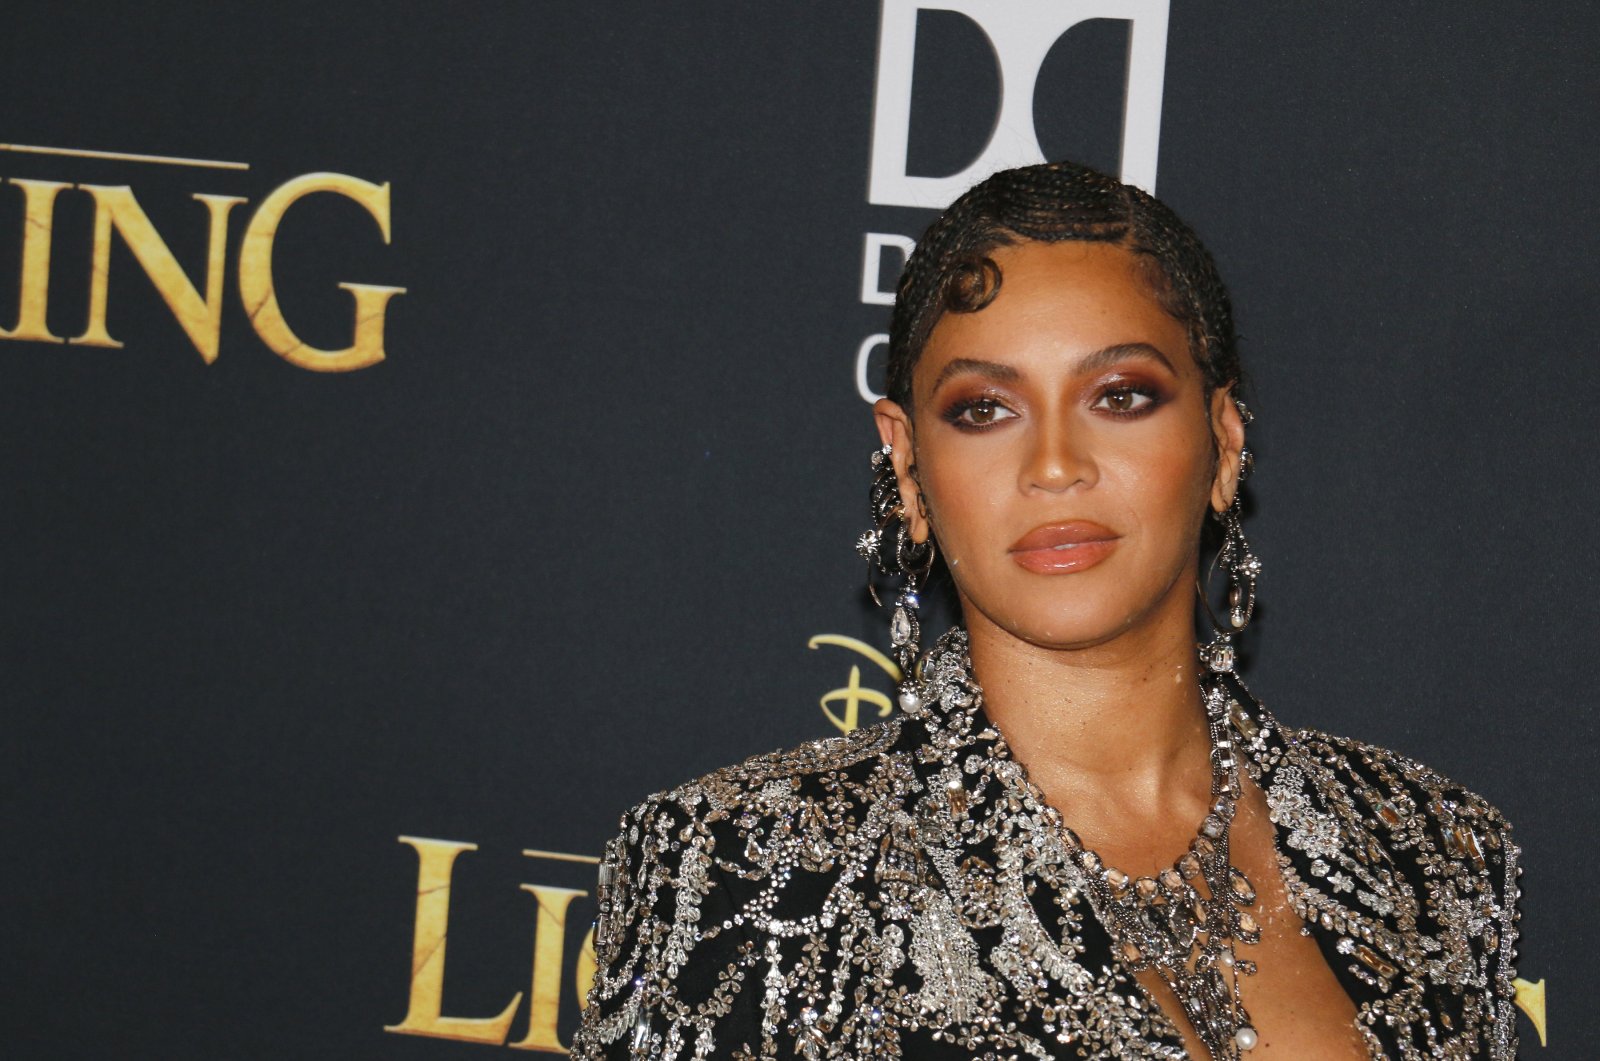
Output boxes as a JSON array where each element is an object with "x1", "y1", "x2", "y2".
[{"x1": 885, "y1": 160, "x2": 1240, "y2": 410}]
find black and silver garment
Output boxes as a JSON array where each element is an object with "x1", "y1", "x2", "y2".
[{"x1": 571, "y1": 628, "x2": 1521, "y2": 1060}]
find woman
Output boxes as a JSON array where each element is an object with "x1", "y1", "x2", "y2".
[{"x1": 570, "y1": 161, "x2": 1521, "y2": 1060}]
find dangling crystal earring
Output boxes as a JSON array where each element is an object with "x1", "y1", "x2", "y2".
[
  {"x1": 856, "y1": 445, "x2": 936, "y2": 696},
  {"x1": 1201, "y1": 402, "x2": 1260, "y2": 674}
]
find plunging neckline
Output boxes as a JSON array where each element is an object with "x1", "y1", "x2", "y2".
[{"x1": 914, "y1": 634, "x2": 1385, "y2": 1060}]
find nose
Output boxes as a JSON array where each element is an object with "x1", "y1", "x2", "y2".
[{"x1": 1019, "y1": 414, "x2": 1097, "y2": 494}]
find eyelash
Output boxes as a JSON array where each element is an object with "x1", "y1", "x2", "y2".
[
  {"x1": 1091, "y1": 383, "x2": 1162, "y2": 418},
  {"x1": 941, "y1": 394, "x2": 1016, "y2": 430},
  {"x1": 940, "y1": 383, "x2": 1164, "y2": 430}
]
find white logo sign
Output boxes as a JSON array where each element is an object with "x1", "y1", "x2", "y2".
[{"x1": 868, "y1": 0, "x2": 1171, "y2": 208}]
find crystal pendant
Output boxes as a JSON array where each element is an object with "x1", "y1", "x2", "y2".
[
  {"x1": 1166, "y1": 888, "x2": 1198, "y2": 937},
  {"x1": 1229, "y1": 699, "x2": 1260, "y2": 739},
  {"x1": 890, "y1": 605, "x2": 912, "y2": 646},
  {"x1": 631, "y1": 1004, "x2": 651, "y2": 1049},
  {"x1": 946, "y1": 778, "x2": 968, "y2": 818}
]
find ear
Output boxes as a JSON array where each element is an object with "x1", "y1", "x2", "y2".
[
  {"x1": 873, "y1": 398, "x2": 932, "y2": 544},
  {"x1": 1208, "y1": 387, "x2": 1247, "y2": 513}
]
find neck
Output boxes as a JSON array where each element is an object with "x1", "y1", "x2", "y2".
[{"x1": 959, "y1": 594, "x2": 1213, "y2": 820}]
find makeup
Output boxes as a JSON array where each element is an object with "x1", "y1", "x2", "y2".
[{"x1": 1007, "y1": 520, "x2": 1120, "y2": 574}]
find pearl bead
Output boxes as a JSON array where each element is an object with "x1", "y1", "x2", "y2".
[{"x1": 1235, "y1": 1025, "x2": 1258, "y2": 1050}]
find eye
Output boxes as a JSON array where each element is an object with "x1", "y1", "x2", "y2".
[
  {"x1": 945, "y1": 396, "x2": 1018, "y2": 429},
  {"x1": 1091, "y1": 385, "x2": 1158, "y2": 416}
]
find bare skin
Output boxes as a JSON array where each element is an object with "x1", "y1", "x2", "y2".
[{"x1": 874, "y1": 241, "x2": 1369, "y2": 1059}]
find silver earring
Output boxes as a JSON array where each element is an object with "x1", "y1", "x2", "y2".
[
  {"x1": 1201, "y1": 405, "x2": 1260, "y2": 673},
  {"x1": 857, "y1": 445, "x2": 936, "y2": 685}
]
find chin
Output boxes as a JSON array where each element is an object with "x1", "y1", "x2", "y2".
[
  {"x1": 975, "y1": 598, "x2": 1142, "y2": 652},
  {"x1": 957, "y1": 560, "x2": 1184, "y2": 652},
  {"x1": 1012, "y1": 620, "x2": 1132, "y2": 652}
]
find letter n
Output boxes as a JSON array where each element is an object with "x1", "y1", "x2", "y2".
[{"x1": 72, "y1": 185, "x2": 245, "y2": 362}]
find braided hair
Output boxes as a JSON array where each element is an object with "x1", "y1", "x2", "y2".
[{"x1": 884, "y1": 160, "x2": 1240, "y2": 411}]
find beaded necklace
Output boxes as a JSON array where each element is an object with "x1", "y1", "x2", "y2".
[
  {"x1": 1065, "y1": 678, "x2": 1262, "y2": 1058},
  {"x1": 918, "y1": 641, "x2": 1263, "y2": 1058}
]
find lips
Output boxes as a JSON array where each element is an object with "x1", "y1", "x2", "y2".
[{"x1": 1007, "y1": 520, "x2": 1120, "y2": 575}]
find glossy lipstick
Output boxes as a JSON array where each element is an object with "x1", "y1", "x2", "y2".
[{"x1": 1008, "y1": 520, "x2": 1120, "y2": 575}]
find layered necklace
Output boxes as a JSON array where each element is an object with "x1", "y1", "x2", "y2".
[
  {"x1": 929, "y1": 640, "x2": 1263, "y2": 1059},
  {"x1": 1065, "y1": 677, "x2": 1263, "y2": 1058}
]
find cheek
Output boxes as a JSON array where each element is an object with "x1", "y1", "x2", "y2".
[
  {"x1": 915, "y1": 451, "x2": 1002, "y2": 554},
  {"x1": 1107, "y1": 425, "x2": 1215, "y2": 526}
]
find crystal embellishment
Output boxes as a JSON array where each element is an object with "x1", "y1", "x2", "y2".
[{"x1": 890, "y1": 606, "x2": 912, "y2": 646}]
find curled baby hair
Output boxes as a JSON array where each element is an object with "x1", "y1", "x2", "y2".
[{"x1": 884, "y1": 160, "x2": 1241, "y2": 412}]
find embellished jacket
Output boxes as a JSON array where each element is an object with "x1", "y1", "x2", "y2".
[{"x1": 571, "y1": 630, "x2": 1521, "y2": 1060}]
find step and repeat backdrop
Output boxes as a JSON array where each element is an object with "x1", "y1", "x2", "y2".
[{"x1": 4, "y1": 2, "x2": 1588, "y2": 1056}]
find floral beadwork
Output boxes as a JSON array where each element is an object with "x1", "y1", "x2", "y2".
[{"x1": 572, "y1": 629, "x2": 1520, "y2": 1060}]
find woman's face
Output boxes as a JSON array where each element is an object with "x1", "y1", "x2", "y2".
[{"x1": 875, "y1": 240, "x2": 1244, "y2": 652}]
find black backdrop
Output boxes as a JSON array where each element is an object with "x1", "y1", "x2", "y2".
[{"x1": 3, "y1": 2, "x2": 1589, "y2": 1056}]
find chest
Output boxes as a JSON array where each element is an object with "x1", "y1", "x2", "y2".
[{"x1": 1138, "y1": 784, "x2": 1376, "y2": 1059}]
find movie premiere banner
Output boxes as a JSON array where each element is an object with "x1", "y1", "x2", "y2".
[{"x1": 4, "y1": 2, "x2": 1588, "y2": 1056}]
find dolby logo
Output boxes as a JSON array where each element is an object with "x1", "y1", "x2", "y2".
[{"x1": 868, "y1": 0, "x2": 1171, "y2": 208}]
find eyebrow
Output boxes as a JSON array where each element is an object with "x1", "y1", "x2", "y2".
[{"x1": 928, "y1": 342, "x2": 1177, "y2": 394}]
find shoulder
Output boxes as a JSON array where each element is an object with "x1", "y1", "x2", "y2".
[
  {"x1": 1271, "y1": 721, "x2": 1523, "y2": 1050},
  {"x1": 575, "y1": 719, "x2": 923, "y2": 1057},
  {"x1": 1281, "y1": 722, "x2": 1518, "y2": 858},
  {"x1": 593, "y1": 716, "x2": 920, "y2": 912},
  {"x1": 611, "y1": 715, "x2": 915, "y2": 842}
]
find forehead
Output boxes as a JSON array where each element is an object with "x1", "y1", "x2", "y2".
[{"x1": 917, "y1": 240, "x2": 1194, "y2": 383}]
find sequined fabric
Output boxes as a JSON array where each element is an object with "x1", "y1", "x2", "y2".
[{"x1": 572, "y1": 629, "x2": 1521, "y2": 1060}]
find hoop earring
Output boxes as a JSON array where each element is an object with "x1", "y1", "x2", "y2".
[
  {"x1": 856, "y1": 445, "x2": 936, "y2": 691},
  {"x1": 1200, "y1": 418, "x2": 1260, "y2": 674}
]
